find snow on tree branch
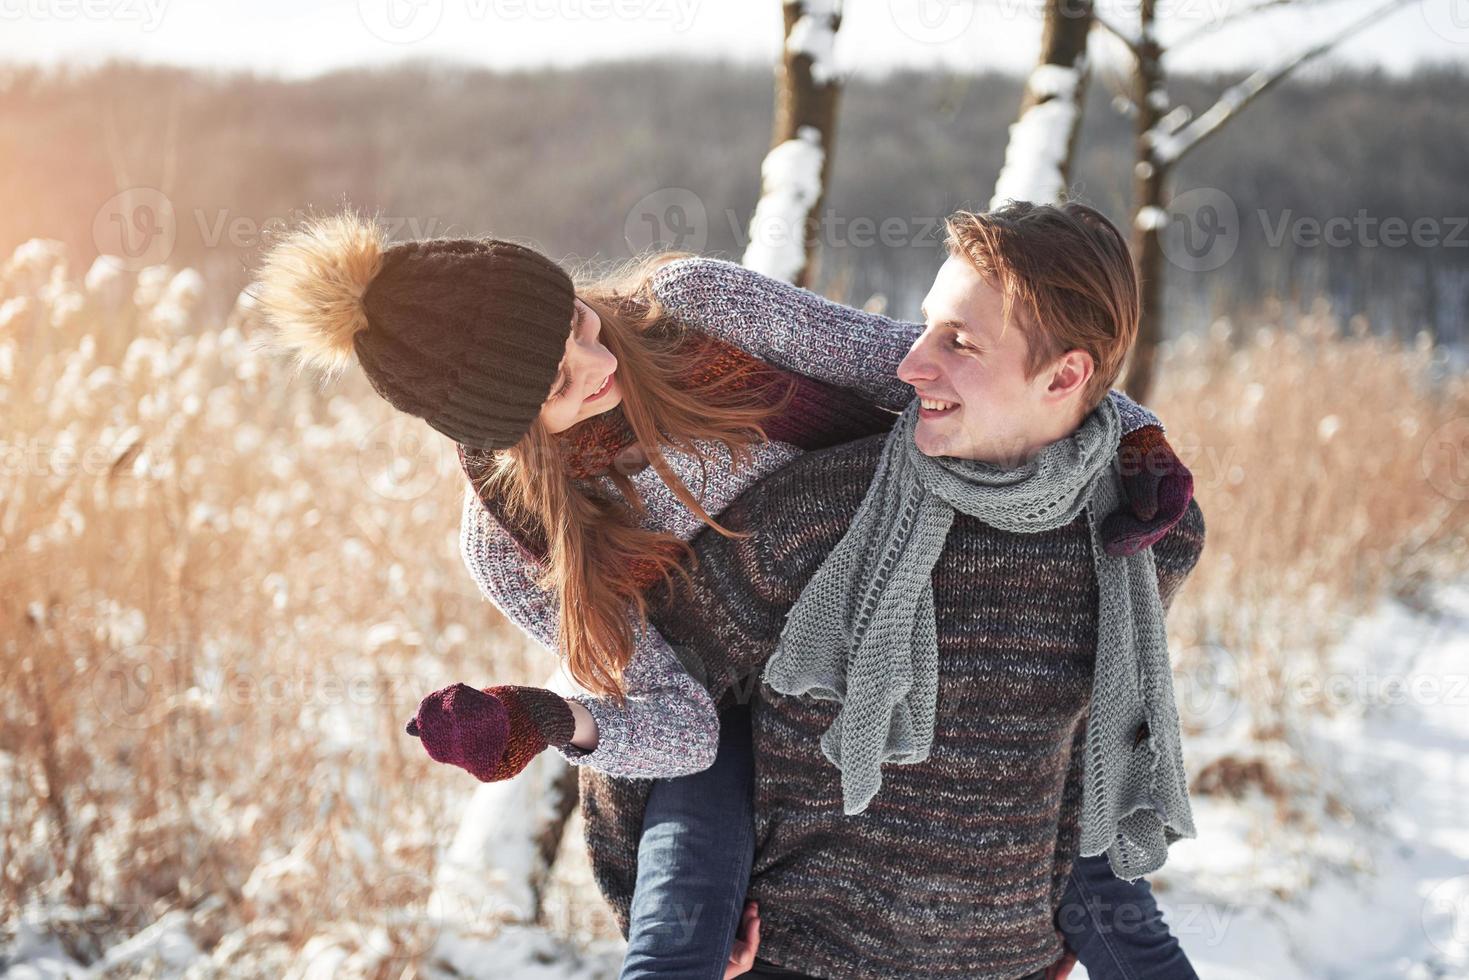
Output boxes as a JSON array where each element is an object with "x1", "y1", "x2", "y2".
[
  {"x1": 743, "y1": 125, "x2": 826, "y2": 284},
  {"x1": 786, "y1": 0, "x2": 842, "y2": 86},
  {"x1": 990, "y1": 63, "x2": 1083, "y2": 210}
]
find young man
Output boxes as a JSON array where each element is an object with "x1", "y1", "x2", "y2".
[{"x1": 580, "y1": 201, "x2": 1207, "y2": 979}]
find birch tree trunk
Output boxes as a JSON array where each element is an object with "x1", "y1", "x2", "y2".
[
  {"x1": 743, "y1": 0, "x2": 843, "y2": 287},
  {"x1": 1123, "y1": 0, "x2": 1168, "y2": 401},
  {"x1": 990, "y1": 0, "x2": 1093, "y2": 209}
]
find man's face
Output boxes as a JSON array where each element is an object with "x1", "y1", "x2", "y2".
[{"x1": 897, "y1": 255, "x2": 1086, "y2": 464}]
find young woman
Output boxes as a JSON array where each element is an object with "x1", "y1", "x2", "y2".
[{"x1": 254, "y1": 211, "x2": 1199, "y2": 980}]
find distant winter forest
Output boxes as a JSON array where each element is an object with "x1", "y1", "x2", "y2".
[{"x1": 2, "y1": 59, "x2": 1465, "y2": 349}]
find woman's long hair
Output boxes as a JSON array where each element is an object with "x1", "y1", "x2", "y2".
[{"x1": 472, "y1": 253, "x2": 797, "y2": 701}]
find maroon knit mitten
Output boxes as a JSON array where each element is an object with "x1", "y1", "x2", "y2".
[
  {"x1": 1101, "y1": 425, "x2": 1195, "y2": 557},
  {"x1": 405, "y1": 683, "x2": 577, "y2": 782}
]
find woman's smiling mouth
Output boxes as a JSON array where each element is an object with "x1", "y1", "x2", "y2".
[{"x1": 585, "y1": 372, "x2": 614, "y2": 401}]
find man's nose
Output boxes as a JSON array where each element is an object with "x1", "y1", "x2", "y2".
[{"x1": 897, "y1": 343, "x2": 936, "y2": 385}]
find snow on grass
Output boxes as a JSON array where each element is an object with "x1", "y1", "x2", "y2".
[
  {"x1": 13, "y1": 584, "x2": 1463, "y2": 978},
  {"x1": 1074, "y1": 583, "x2": 1469, "y2": 979},
  {"x1": 423, "y1": 925, "x2": 620, "y2": 980}
]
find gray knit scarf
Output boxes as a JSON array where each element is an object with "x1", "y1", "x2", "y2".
[{"x1": 762, "y1": 396, "x2": 1196, "y2": 880}]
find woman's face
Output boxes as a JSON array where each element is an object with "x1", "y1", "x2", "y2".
[{"x1": 538, "y1": 297, "x2": 623, "y2": 434}]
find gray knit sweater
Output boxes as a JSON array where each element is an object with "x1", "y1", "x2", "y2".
[{"x1": 458, "y1": 257, "x2": 1164, "y2": 778}]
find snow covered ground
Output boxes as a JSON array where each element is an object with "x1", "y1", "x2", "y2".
[
  {"x1": 1090, "y1": 582, "x2": 1469, "y2": 980},
  {"x1": 8, "y1": 584, "x2": 1468, "y2": 979}
]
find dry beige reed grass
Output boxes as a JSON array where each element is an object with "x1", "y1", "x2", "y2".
[
  {"x1": 0, "y1": 242, "x2": 589, "y2": 973},
  {"x1": 2, "y1": 246, "x2": 1464, "y2": 970},
  {"x1": 1147, "y1": 297, "x2": 1468, "y2": 819}
]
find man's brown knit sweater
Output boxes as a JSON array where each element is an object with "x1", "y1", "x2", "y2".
[{"x1": 580, "y1": 432, "x2": 1206, "y2": 979}]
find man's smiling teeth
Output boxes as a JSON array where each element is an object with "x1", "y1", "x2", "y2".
[{"x1": 920, "y1": 397, "x2": 958, "y2": 411}]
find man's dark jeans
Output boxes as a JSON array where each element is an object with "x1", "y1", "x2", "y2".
[{"x1": 1056, "y1": 853, "x2": 1200, "y2": 980}]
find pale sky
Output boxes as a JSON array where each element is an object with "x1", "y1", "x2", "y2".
[{"x1": 0, "y1": 0, "x2": 1463, "y2": 79}]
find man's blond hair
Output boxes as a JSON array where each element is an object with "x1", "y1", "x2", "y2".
[{"x1": 943, "y1": 200, "x2": 1140, "y2": 409}]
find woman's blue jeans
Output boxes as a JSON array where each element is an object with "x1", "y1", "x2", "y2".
[
  {"x1": 619, "y1": 702, "x2": 756, "y2": 980},
  {"x1": 618, "y1": 703, "x2": 1198, "y2": 980}
]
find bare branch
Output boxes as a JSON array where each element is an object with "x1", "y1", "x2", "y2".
[
  {"x1": 1170, "y1": 0, "x2": 1314, "y2": 49},
  {"x1": 1150, "y1": 0, "x2": 1414, "y2": 166},
  {"x1": 1091, "y1": 11, "x2": 1142, "y2": 58},
  {"x1": 1172, "y1": 0, "x2": 1372, "y2": 51}
]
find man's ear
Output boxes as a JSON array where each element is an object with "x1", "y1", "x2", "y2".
[{"x1": 1044, "y1": 349, "x2": 1094, "y2": 402}]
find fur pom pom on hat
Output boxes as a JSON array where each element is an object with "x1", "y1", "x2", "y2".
[{"x1": 254, "y1": 211, "x2": 576, "y2": 450}]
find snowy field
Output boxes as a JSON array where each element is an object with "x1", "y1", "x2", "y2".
[
  {"x1": 9, "y1": 583, "x2": 1468, "y2": 979},
  {"x1": 1111, "y1": 583, "x2": 1469, "y2": 980}
]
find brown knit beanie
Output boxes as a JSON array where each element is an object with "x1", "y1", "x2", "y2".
[{"x1": 253, "y1": 212, "x2": 576, "y2": 450}]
